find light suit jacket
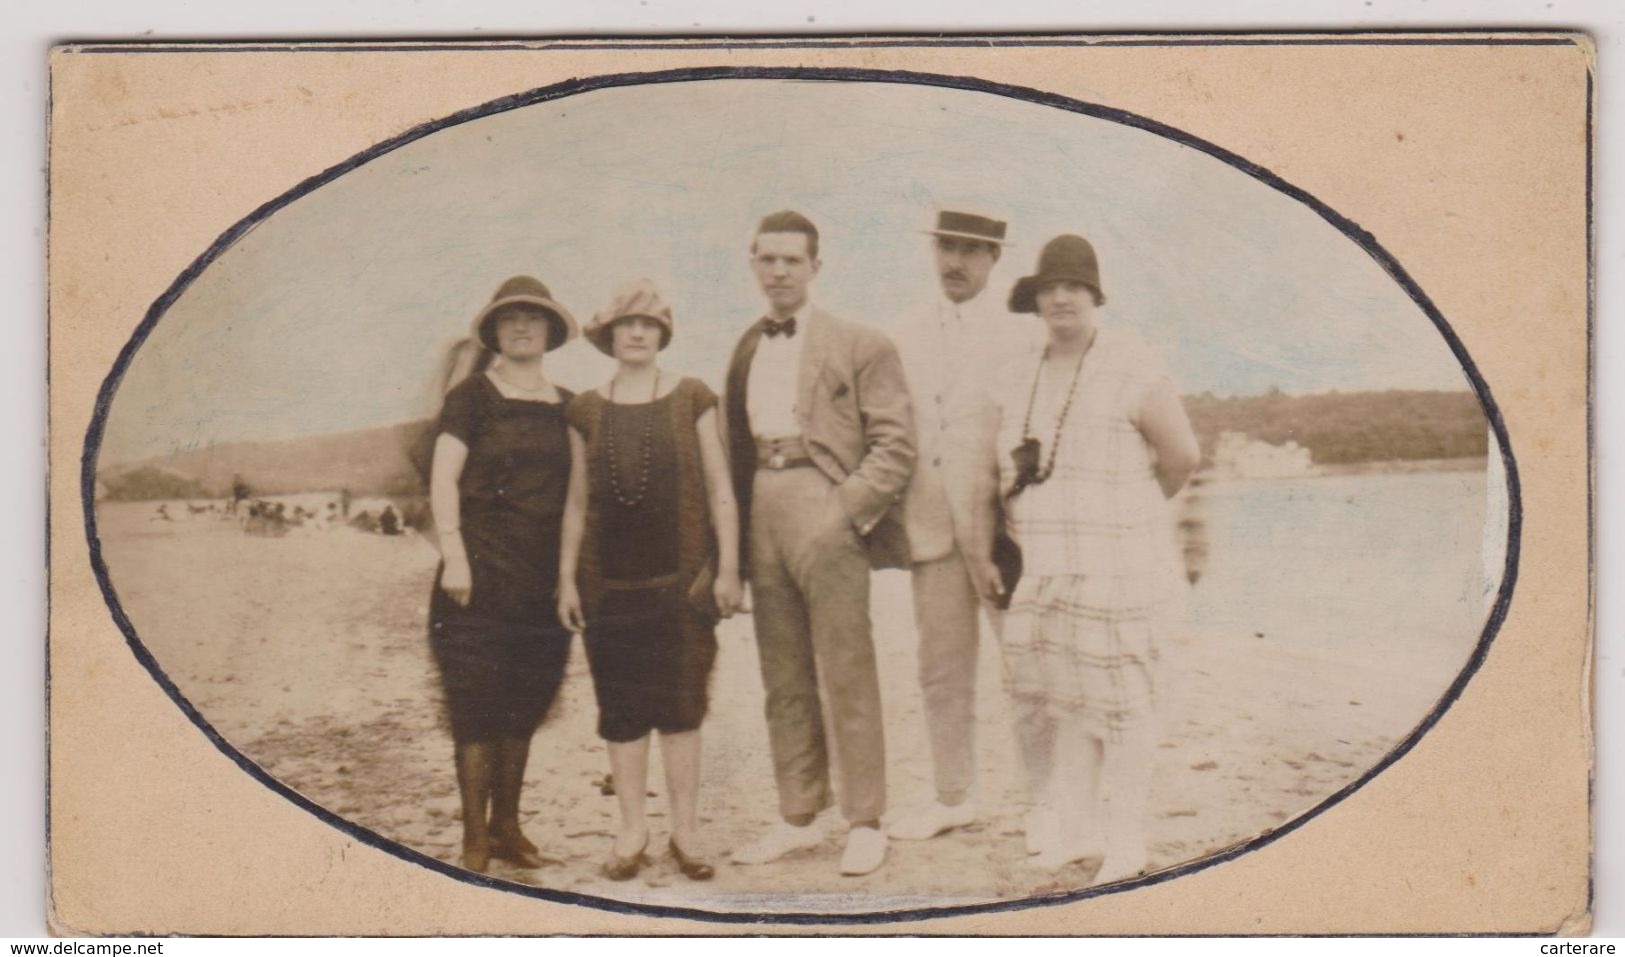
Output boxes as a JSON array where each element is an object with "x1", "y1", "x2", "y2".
[
  {"x1": 895, "y1": 296, "x2": 1042, "y2": 565},
  {"x1": 723, "y1": 306, "x2": 918, "y2": 573}
]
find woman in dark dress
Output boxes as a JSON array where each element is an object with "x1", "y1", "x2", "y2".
[
  {"x1": 429, "y1": 275, "x2": 579, "y2": 874},
  {"x1": 557, "y1": 279, "x2": 743, "y2": 882}
]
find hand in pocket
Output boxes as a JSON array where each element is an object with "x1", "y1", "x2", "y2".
[{"x1": 818, "y1": 484, "x2": 861, "y2": 550}]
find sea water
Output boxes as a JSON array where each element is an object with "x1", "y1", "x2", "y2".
[{"x1": 1185, "y1": 468, "x2": 1497, "y2": 678}]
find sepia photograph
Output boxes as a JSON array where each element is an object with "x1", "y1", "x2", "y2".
[{"x1": 82, "y1": 73, "x2": 1512, "y2": 918}]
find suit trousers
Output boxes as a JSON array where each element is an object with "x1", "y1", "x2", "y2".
[
  {"x1": 910, "y1": 551, "x2": 980, "y2": 805},
  {"x1": 913, "y1": 552, "x2": 1057, "y2": 806},
  {"x1": 749, "y1": 466, "x2": 887, "y2": 825}
]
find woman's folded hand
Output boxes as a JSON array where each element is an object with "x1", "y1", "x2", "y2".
[
  {"x1": 713, "y1": 570, "x2": 744, "y2": 619},
  {"x1": 440, "y1": 557, "x2": 473, "y2": 607},
  {"x1": 557, "y1": 580, "x2": 586, "y2": 634}
]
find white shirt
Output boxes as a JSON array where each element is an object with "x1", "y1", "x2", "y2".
[
  {"x1": 902, "y1": 291, "x2": 1042, "y2": 456},
  {"x1": 746, "y1": 301, "x2": 813, "y2": 440}
]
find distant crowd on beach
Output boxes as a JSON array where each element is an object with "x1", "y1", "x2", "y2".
[{"x1": 150, "y1": 479, "x2": 425, "y2": 541}]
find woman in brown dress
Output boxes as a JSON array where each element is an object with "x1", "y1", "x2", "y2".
[
  {"x1": 429, "y1": 275, "x2": 579, "y2": 874},
  {"x1": 558, "y1": 279, "x2": 743, "y2": 882}
]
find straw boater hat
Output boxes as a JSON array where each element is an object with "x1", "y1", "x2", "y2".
[
  {"x1": 471, "y1": 275, "x2": 579, "y2": 353},
  {"x1": 921, "y1": 208, "x2": 1011, "y2": 246},
  {"x1": 1008, "y1": 234, "x2": 1106, "y2": 313},
  {"x1": 585, "y1": 278, "x2": 675, "y2": 357}
]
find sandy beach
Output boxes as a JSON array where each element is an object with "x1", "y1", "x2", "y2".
[{"x1": 94, "y1": 468, "x2": 1493, "y2": 915}]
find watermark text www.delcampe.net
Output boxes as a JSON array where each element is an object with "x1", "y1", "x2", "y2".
[{"x1": 12, "y1": 945, "x2": 164, "y2": 955}]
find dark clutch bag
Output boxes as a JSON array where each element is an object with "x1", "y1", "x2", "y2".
[
  {"x1": 993, "y1": 440, "x2": 1041, "y2": 611},
  {"x1": 991, "y1": 529, "x2": 1022, "y2": 611}
]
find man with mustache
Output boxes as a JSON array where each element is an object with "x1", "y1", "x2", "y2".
[
  {"x1": 887, "y1": 207, "x2": 1050, "y2": 848},
  {"x1": 722, "y1": 210, "x2": 916, "y2": 877}
]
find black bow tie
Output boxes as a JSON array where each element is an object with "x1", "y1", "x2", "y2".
[{"x1": 762, "y1": 316, "x2": 798, "y2": 339}]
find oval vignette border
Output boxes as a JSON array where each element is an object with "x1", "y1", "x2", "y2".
[{"x1": 77, "y1": 63, "x2": 1525, "y2": 926}]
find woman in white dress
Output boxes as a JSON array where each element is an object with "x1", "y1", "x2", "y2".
[{"x1": 975, "y1": 234, "x2": 1201, "y2": 884}]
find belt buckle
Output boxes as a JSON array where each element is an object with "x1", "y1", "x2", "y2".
[{"x1": 768, "y1": 452, "x2": 786, "y2": 469}]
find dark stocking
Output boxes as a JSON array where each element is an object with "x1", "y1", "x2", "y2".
[
  {"x1": 490, "y1": 736, "x2": 536, "y2": 850},
  {"x1": 454, "y1": 740, "x2": 495, "y2": 872}
]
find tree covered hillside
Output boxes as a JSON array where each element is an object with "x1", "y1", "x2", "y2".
[{"x1": 1184, "y1": 389, "x2": 1488, "y2": 465}]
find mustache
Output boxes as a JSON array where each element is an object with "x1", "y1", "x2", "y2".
[{"x1": 941, "y1": 269, "x2": 968, "y2": 281}]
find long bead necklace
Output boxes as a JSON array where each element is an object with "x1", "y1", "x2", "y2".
[
  {"x1": 604, "y1": 369, "x2": 660, "y2": 508},
  {"x1": 1018, "y1": 333, "x2": 1094, "y2": 488}
]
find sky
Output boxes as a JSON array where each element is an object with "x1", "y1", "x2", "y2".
[{"x1": 101, "y1": 78, "x2": 1477, "y2": 465}]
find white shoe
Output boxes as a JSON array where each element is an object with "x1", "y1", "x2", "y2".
[
  {"x1": 1030, "y1": 816, "x2": 1105, "y2": 871},
  {"x1": 1032, "y1": 836, "x2": 1104, "y2": 871},
  {"x1": 1023, "y1": 805, "x2": 1059, "y2": 856},
  {"x1": 731, "y1": 820, "x2": 827, "y2": 866},
  {"x1": 888, "y1": 800, "x2": 978, "y2": 841},
  {"x1": 839, "y1": 825, "x2": 888, "y2": 876},
  {"x1": 1092, "y1": 848, "x2": 1149, "y2": 885}
]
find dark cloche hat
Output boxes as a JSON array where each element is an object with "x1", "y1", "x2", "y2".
[
  {"x1": 1008, "y1": 234, "x2": 1106, "y2": 314},
  {"x1": 471, "y1": 276, "x2": 579, "y2": 353}
]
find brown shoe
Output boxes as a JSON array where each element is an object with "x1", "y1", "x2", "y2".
[
  {"x1": 669, "y1": 838, "x2": 715, "y2": 881},
  {"x1": 491, "y1": 828, "x2": 540, "y2": 855},
  {"x1": 461, "y1": 839, "x2": 492, "y2": 874},
  {"x1": 603, "y1": 836, "x2": 649, "y2": 882},
  {"x1": 491, "y1": 836, "x2": 549, "y2": 869}
]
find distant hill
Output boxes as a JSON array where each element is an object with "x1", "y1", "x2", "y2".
[
  {"x1": 98, "y1": 389, "x2": 1489, "y2": 501},
  {"x1": 98, "y1": 465, "x2": 212, "y2": 502},
  {"x1": 98, "y1": 420, "x2": 435, "y2": 502},
  {"x1": 1185, "y1": 389, "x2": 1488, "y2": 465}
]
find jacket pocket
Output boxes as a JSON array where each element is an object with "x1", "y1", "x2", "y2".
[{"x1": 817, "y1": 367, "x2": 860, "y2": 424}]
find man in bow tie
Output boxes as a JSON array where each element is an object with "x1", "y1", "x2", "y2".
[{"x1": 722, "y1": 210, "x2": 916, "y2": 877}]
